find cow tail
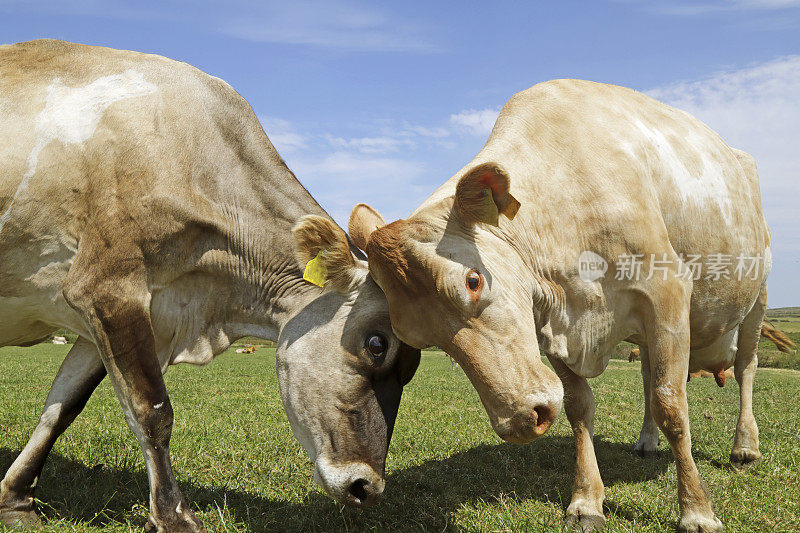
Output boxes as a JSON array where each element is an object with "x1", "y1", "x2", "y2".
[{"x1": 760, "y1": 320, "x2": 796, "y2": 353}]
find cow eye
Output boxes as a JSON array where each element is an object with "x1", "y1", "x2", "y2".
[
  {"x1": 366, "y1": 334, "x2": 388, "y2": 358},
  {"x1": 466, "y1": 269, "x2": 482, "y2": 292}
]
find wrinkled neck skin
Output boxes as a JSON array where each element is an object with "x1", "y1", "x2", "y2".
[
  {"x1": 149, "y1": 166, "x2": 333, "y2": 367},
  {"x1": 213, "y1": 214, "x2": 325, "y2": 341}
]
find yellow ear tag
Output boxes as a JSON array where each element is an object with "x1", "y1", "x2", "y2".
[{"x1": 303, "y1": 251, "x2": 327, "y2": 287}]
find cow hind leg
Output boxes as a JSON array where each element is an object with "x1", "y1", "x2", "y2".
[
  {"x1": 550, "y1": 358, "x2": 606, "y2": 532},
  {"x1": 64, "y1": 260, "x2": 204, "y2": 533},
  {"x1": 0, "y1": 337, "x2": 106, "y2": 528},
  {"x1": 633, "y1": 346, "x2": 660, "y2": 457},
  {"x1": 730, "y1": 285, "x2": 766, "y2": 469}
]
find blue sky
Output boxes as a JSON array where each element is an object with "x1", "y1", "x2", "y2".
[{"x1": 2, "y1": 1, "x2": 799, "y2": 306}]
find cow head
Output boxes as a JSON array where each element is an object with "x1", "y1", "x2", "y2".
[
  {"x1": 278, "y1": 215, "x2": 420, "y2": 507},
  {"x1": 351, "y1": 163, "x2": 563, "y2": 445}
]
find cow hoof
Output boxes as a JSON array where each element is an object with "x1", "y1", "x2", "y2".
[
  {"x1": 634, "y1": 446, "x2": 659, "y2": 458},
  {"x1": 634, "y1": 430, "x2": 659, "y2": 457},
  {"x1": 0, "y1": 508, "x2": 42, "y2": 529},
  {"x1": 677, "y1": 513, "x2": 723, "y2": 533},
  {"x1": 730, "y1": 448, "x2": 761, "y2": 470},
  {"x1": 145, "y1": 509, "x2": 206, "y2": 533},
  {"x1": 634, "y1": 441, "x2": 659, "y2": 458},
  {"x1": 564, "y1": 512, "x2": 606, "y2": 532}
]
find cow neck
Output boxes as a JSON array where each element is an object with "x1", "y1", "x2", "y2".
[{"x1": 216, "y1": 168, "x2": 331, "y2": 338}]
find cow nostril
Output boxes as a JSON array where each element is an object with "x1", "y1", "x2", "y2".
[
  {"x1": 533, "y1": 405, "x2": 554, "y2": 434},
  {"x1": 348, "y1": 478, "x2": 371, "y2": 502}
]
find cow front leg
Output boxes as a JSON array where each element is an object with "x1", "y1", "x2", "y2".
[
  {"x1": 730, "y1": 286, "x2": 765, "y2": 469},
  {"x1": 646, "y1": 299, "x2": 721, "y2": 533},
  {"x1": 96, "y1": 315, "x2": 202, "y2": 533},
  {"x1": 550, "y1": 358, "x2": 605, "y2": 532},
  {"x1": 64, "y1": 271, "x2": 204, "y2": 533},
  {"x1": 634, "y1": 346, "x2": 660, "y2": 457},
  {"x1": 0, "y1": 338, "x2": 106, "y2": 528}
]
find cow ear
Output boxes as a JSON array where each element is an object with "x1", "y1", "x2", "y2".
[
  {"x1": 349, "y1": 203, "x2": 387, "y2": 251},
  {"x1": 454, "y1": 163, "x2": 521, "y2": 226},
  {"x1": 293, "y1": 215, "x2": 362, "y2": 293}
]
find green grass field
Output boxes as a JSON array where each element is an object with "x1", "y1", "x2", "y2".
[
  {"x1": 760, "y1": 307, "x2": 800, "y2": 369},
  {"x1": 1, "y1": 341, "x2": 798, "y2": 532}
]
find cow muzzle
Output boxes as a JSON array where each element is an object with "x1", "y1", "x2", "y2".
[
  {"x1": 313, "y1": 456, "x2": 385, "y2": 507},
  {"x1": 492, "y1": 385, "x2": 563, "y2": 444}
]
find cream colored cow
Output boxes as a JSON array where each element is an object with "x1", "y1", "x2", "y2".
[
  {"x1": 336, "y1": 79, "x2": 772, "y2": 532},
  {"x1": 0, "y1": 40, "x2": 420, "y2": 531}
]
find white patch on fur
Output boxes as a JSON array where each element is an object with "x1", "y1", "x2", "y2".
[
  {"x1": 634, "y1": 120, "x2": 733, "y2": 223},
  {"x1": 40, "y1": 402, "x2": 63, "y2": 426},
  {"x1": 0, "y1": 70, "x2": 157, "y2": 232},
  {"x1": 657, "y1": 383, "x2": 678, "y2": 399},
  {"x1": 763, "y1": 246, "x2": 772, "y2": 280},
  {"x1": 153, "y1": 402, "x2": 164, "y2": 409}
]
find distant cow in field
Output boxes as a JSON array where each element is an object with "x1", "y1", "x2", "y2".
[
  {"x1": 0, "y1": 40, "x2": 420, "y2": 531},
  {"x1": 340, "y1": 79, "x2": 774, "y2": 532}
]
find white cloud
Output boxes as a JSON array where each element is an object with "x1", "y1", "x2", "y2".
[
  {"x1": 285, "y1": 151, "x2": 429, "y2": 225},
  {"x1": 449, "y1": 108, "x2": 500, "y2": 136},
  {"x1": 258, "y1": 117, "x2": 308, "y2": 153},
  {"x1": 621, "y1": 0, "x2": 800, "y2": 15},
  {"x1": 326, "y1": 135, "x2": 415, "y2": 154},
  {"x1": 258, "y1": 114, "x2": 464, "y2": 224},
  {"x1": 0, "y1": 1, "x2": 440, "y2": 53},
  {"x1": 736, "y1": 0, "x2": 800, "y2": 7},
  {"x1": 402, "y1": 125, "x2": 451, "y2": 138},
  {"x1": 646, "y1": 55, "x2": 800, "y2": 196},
  {"x1": 217, "y1": 1, "x2": 439, "y2": 52},
  {"x1": 646, "y1": 55, "x2": 800, "y2": 305},
  {"x1": 260, "y1": 109, "x2": 498, "y2": 225},
  {"x1": 293, "y1": 151, "x2": 423, "y2": 178}
]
